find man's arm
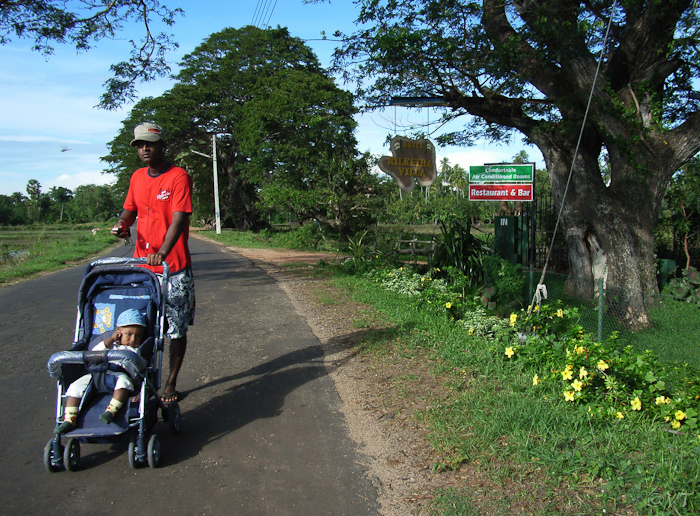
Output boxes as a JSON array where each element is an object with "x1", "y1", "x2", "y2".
[
  {"x1": 112, "y1": 209, "x2": 137, "y2": 238},
  {"x1": 147, "y1": 211, "x2": 190, "y2": 266}
]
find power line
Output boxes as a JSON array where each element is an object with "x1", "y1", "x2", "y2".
[
  {"x1": 252, "y1": 0, "x2": 277, "y2": 28},
  {"x1": 251, "y1": 0, "x2": 267, "y2": 27},
  {"x1": 264, "y1": 0, "x2": 279, "y2": 27}
]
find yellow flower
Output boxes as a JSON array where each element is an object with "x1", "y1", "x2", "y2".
[
  {"x1": 556, "y1": 308, "x2": 563, "y2": 318},
  {"x1": 509, "y1": 313, "x2": 517, "y2": 327},
  {"x1": 615, "y1": 412, "x2": 625, "y2": 419},
  {"x1": 561, "y1": 366, "x2": 574, "y2": 381},
  {"x1": 468, "y1": 328, "x2": 475, "y2": 335},
  {"x1": 505, "y1": 347, "x2": 515, "y2": 358},
  {"x1": 572, "y1": 379, "x2": 583, "y2": 392},
  {"x1": 563, "y1": 391, "x2": 575, "y2": 402},
  {"x1": 574, "y1": 345, "x2": 585, "y2": 355},
  {"x1": 676, "y1": 410, "x2": 687, "y2": 421},
  {"x1": 579, "y1": 367, "x2": 588, "y2": 379},
  {"x1": 435, "y1": 268, "x2": 441, "y2": 272},
  {"x1": 421, "y1": 277, "x2": 425, "y2": 282},
  {"x1": 631, "y1": 397, "x2": 642, "y2": 411},
  {"x1": 672, "y1": 420, "x2": 682, "y2": 429},
  {"x1": 445, "y1": 302, "x2": 452, "y2": 309},
  {"x1": 655, "y1": 396, "x2": 667, "y2": 405},
  {"x1": 597, "y1": 360, "x2": 609, "y2": 371},
  {"x1": 533, "y1": 374, "x2": 540, "y2": 386},
  {"x1": 399, "y1": 267, "x2": 403, "y2": 271}
]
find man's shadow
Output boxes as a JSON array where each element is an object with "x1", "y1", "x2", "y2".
[{"x1": 157, "y1": 324, "x2": 405, "y2": 466}]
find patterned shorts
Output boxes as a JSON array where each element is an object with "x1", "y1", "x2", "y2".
[{"x1": 163, "y1": 266, "x2": 196, "y2": 339}]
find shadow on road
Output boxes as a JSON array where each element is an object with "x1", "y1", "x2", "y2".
[{"x1": 159, "y1": 325, "x2": 404, "y2": 467}]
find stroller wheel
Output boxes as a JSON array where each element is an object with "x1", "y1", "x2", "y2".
[
  {"x1": 63, "y1": 438, "x2": 80, "y2": 472},
  {"x1": 167, "y1": 401, "x2": 181, "y2": 435},
  {"x1": 128, "y1": 437, "x2": 142, "y2": 469},
  {"x1": 43, "y1": 438, "x2": 62, "y2": 473},
  {"x1": 147, "y1": 434, "x2": 161, "y2": 468}
]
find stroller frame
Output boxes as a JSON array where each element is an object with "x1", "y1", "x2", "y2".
[{"x1": 44, "y1": 257, "x2": 181, "y2": 471}]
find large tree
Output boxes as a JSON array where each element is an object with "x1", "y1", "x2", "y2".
[
  {"x1": 1, "y1": 0, "x2": 182, "y2": 108},
  {"x1": 103, "y1": 26, "x2": 382, "y2": 236},
  {"x1": 331, "y1": 0, "x2": 700, "y2": 326}
]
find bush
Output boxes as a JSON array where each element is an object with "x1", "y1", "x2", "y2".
[
  {"x1": 481, "y1": 255, "x2": 525, "y2": 311},
  {"x1": 433, "y1": 219, "x2": 491, "y2": 287},
  {"x1": 272, "y1": 223, "x2": 326, "y2": 250},
  {"x1": 502, "y1": 304, "x2": 700, "y2": 433},
  {"x1": 667, "y1": 265, "x2": 700, "y2": 305}
]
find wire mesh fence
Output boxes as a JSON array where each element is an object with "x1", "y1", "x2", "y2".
[{"x1": 523, "y1": 269, "x2": 700, "y2": 369}]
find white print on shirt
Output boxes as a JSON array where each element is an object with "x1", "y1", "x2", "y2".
[{"x1": 156, "y1": 189, "x2": 171, "y2": 201}]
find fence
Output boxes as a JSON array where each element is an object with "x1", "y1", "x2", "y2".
[{"x1": 525, "y1": 270, "x2": 700, "y2": 369}]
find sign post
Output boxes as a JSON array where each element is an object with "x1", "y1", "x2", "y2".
[{"x1": 469, "y1": 162, "x2": 536, "y2": 273}]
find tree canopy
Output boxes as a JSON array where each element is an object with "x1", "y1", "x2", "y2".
[
  {"x1": 331, "y1": 0, "x2": 700, "y2": 326},
  {"x1": 1, "y1": 0, "x2": 182, "y2": 109},
  {"x1": 103, "y1": 26, "x2": 383, "y2": 237}
]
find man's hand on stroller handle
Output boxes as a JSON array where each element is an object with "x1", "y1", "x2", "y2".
[{"x1": 147, "y1": 252, "x2": 166, "y2": 266}]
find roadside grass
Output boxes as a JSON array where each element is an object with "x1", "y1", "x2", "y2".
[
  {"x1": 533, "y1": 272, "x2": 700, "y2": 370},
  {"x1": 204, "y1": 225, "x2": 340, "y2": 253},
  {"x1": 325, "y1": 272, "x2": 700, "y2": 515},
  {"x1": 0, "y1": 225, "x2": 118, "y2": 285}
]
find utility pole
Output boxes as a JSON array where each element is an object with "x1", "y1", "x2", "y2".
[{"x1": 192, "y1": 135, "x2": 221, "y2": 234}]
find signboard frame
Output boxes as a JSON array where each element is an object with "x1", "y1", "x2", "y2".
[
  {"x1": 469, "y1": 163, "x2": 535, "y2": 183},
  {"x1": 468, "y1": 184, "x2": 533, "y2": 201}
]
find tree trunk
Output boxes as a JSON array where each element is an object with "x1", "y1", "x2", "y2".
[{"x1": 538, "y1": 134, "x2": 661, "y2": 329}]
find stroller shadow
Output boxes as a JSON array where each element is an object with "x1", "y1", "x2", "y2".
[{"x1": 159, "y1": 325, "x2": 404, "y2": 467}]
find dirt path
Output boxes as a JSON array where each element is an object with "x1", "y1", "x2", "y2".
[{"x1": 209, "y1": 241, "x2": 460, "y2": 515}]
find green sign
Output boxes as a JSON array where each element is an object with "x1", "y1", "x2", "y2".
[{"x1": 469, "y1": 163, "x2": 534, "y2": 182}]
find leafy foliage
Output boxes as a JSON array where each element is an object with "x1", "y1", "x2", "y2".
[
  {"x1": 481, "y1": 255, "x2": 525, "y2": 312},
  {"x1": 103, "y1": 26, "x2": 382, "y2": 237},
  {"x1": 433, "y1": 218, "x2": 491, "y2": 286},
  {"x1": 0, "y1": 0, "x2": 183, "y2": 109},
  {"x1": 0, "y1": 180, "x2": 121, "y2": 225},
  {"x1": 502, "y1": 305, "x2": 700, "y2": 435},
  {"x1": 667, "y1": 266, "x2": 700, "y2": 305}
]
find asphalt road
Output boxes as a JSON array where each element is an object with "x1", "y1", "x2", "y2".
[{"x1": 0, "y1": 236, "x2": 379, "y2": 515}]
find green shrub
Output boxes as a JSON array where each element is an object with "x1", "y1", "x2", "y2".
[
  {"x1": 433, "y1": 219, "x2": 491, "y2": 287},
  {"x1": 273, "y1": 223, "x2": 325, "y2": 250},
  {"x1": 481, "y1": 255, "x2": 525, "y2": 312},
  {"x1": 667, "y1": 265, "x2": 700, "y2": 305}
]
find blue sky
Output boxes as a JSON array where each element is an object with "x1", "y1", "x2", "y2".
[{"x1": 0, "y1": 0, "x2": 540, "y2": 197}]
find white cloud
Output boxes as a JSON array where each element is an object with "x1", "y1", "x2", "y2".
[{"x1": 50, "y1": 171, "x2": 115, "y2": 191}]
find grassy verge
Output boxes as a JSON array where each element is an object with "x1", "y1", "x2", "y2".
[
  {"x1": 0, "y1": 225, "x2": 119, "y2": 285},
  {"x1": 324, "y1": 272, "x2": 699, "y2": 515}
]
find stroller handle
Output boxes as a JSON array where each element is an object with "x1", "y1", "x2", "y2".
[{"x1": 86, "y1": 257, "x2": 170, "y2": 279}]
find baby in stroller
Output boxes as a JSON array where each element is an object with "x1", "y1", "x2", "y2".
[{"x1": 56, "y1": 309, "x2": 147, "y2": 434}]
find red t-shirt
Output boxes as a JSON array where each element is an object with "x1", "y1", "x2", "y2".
[{"x1": 124, "y1": 166, "x2": 193, "y2": 273}]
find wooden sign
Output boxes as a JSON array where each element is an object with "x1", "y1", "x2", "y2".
[{"x1": 378, "y1": 136, "x2": 437, "y2": 192}]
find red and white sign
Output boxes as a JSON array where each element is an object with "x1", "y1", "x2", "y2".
[{"x1": 469, "y1": 184, "x2": 533, "y2": 201}]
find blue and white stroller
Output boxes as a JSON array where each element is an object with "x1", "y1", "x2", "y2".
[{"x1": 45, "y1": 257, "x2": 180, "y2": 471}]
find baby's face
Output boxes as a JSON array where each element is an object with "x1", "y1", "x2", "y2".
[{"x1": 118, "y1": 325, "x2": 146, "y2": 348}]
